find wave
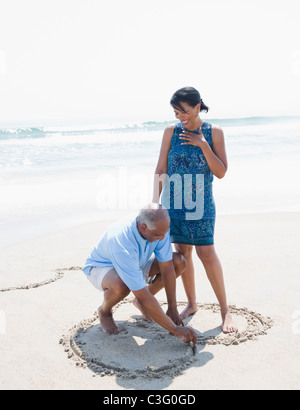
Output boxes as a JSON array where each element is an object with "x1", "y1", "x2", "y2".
[
  {"x1": 1, "y1": 116, "x2": 300, "y2": 141},
  {"x1": 212, "y1": 115, "x2": 300, "y2": 127},
  {"x1": 0, "y1": 127, "x2": 47, "y2": 140},
  {"x1": 0, "y1": 121, "x2": 174, "y2": 141}
]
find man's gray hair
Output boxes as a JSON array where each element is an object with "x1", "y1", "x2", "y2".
[{"x1": 137, "y1": 203, "x2": 170, "y2": 230}]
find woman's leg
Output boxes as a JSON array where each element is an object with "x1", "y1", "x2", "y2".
[
  {"x1": 174, "y1": 243, "x2": 199, "y2": 319},
  {"x1": 195, "y1": 245, "x2": 236, "y2": 333}
]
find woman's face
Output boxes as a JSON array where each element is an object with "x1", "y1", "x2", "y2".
[{"x1": 173, "y1": 102, "x2": 200, "y2": 128}]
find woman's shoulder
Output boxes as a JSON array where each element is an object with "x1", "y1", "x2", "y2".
[
  {"x1": 159, "y1": 124, "x2": 176, "y2": 150},
  {"x1": 203, "y1": 121, "x2": 221, "y2": 130},
  {"x1": 163, "y1": 123, "x2": 177, "y2": 138},
  {"x1": 210, "y1": 123, "x2": 223, "y2": 131},
  {"x1": 164, "y1": 123, "x2": 177, "y2": 132},
  {"x1": 210, "y1": 123, "x2": 225, "y2": 140}
]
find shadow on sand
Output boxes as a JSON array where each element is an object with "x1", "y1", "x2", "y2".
[{"x1": 68, "y1": 314, "x2": 215, "y2": 389}]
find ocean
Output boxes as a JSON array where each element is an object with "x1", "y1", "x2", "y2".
[{"x1": 1, "y1": 116, "x2": 300, "y2": 248}]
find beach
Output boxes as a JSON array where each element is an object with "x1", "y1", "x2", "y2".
[
  {"x1": 1, "y1": 0, "x2": 300, "y2": 391},
  {"x1": 0, "y1": 116, "x2": 300, "y2": 390},
  {"x1": 1, "y1": 212, "x2": 299, "y2": 390}
]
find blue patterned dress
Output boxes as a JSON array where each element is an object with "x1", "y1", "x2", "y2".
[{"x1": 161, "y1": 122, "x2": 216, "y2": 246}]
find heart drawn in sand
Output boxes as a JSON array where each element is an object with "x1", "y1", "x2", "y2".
[{"x1": 60, "y1": 299, "x2": 273, "y2": 379}]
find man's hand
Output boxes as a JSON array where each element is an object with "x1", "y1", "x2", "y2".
[
  {"x1": 173, "y1": 326, "x2": 197, "y2": 346},
  {"x1": 166, "y1": 308, "x2": 184, "y2": 326},
  {"x1": 133, "y1": 288, "x2": 197, "y2": 349}
]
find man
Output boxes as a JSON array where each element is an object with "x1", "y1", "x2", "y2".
[{"x1": 83, "y1": 203, "x2": 197, "y2": 347}]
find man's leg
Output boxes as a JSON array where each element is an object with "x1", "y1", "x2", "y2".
[
  {"x1": 147, "y1": 252, "x2": 186, "y2": 296},
  {"x1": 99, "y1": 269, "x2": 130, "y2": 335},
  {"x1": 133, "y1": 252, "x2": 186, "y2": 320}
]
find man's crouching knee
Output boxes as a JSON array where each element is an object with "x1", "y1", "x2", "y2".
[{"x1": 109, "y1": 278, "x2": 131, "y2": 299}]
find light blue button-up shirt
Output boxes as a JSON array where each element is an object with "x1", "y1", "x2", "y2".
[{"x1": 83, "y1": 216, "x2": 173, "y2": 291}]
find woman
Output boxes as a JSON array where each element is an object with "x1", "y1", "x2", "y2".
[{"x1": 153, "y1": 86, "x2": 236, "y2": 333}]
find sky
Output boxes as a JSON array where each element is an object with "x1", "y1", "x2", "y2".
[{"x1": 0, "y1": 0, "x2": 300, "y2": 125}]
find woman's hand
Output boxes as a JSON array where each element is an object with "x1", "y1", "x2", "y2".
[{"x1": 179, "y1": 129, "x2": 207, "y2": 148}]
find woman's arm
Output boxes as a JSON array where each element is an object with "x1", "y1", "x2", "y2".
[
  {"x1": 152, "y1": 125, "x2": 174, "y2": 202},
  {"x1": 203, "y1": 125, "x2": 228, "y2": 179},
  {"x1": 179, "y1": 125, "x2": 228, "y2": 179}
]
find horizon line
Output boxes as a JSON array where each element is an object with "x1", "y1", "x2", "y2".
[{"x1": 1, "y1": 114, "x2": 300, "y2": 129}]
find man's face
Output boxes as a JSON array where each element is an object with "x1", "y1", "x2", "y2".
[{"x1": 140, "y1": 219, "x2": 170, "y2": 243}]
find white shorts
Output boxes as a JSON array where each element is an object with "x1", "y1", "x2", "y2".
[{"x1": 87, "y1": 255, "x2": 156, "y2": 292}]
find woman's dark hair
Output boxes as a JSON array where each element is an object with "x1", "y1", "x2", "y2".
[{"x1": 170, "y1": 87, "x2": 209, "y2": 113}]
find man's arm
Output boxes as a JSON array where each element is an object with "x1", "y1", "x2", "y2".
[
  {"x1": 133, "y1": 287, "x2": 197, "y2": 345},
  {"x1": 158, "y1": 260, "x2": 183, "y2": 326}
]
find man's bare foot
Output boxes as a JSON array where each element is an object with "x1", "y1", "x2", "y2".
[
  {"x1": 180, "y1": 303, "x2": 199, "y2": 320},
  {"x1": 98, "y1": 307, "x2": 120, "y2": 335},
  {"x1": 132, "y1": 298, "x2": 153, "y2": 322},
  {"x1": 221, "y1": 307, "x2": 237, "y2": 334}
]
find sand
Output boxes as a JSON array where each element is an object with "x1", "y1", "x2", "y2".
[
  {"x1": 61, "y1": 299, "x2": 273, "y2": 380},
  {"x1": 0, "y1": 212, "x2": 300, "y2": 390}
]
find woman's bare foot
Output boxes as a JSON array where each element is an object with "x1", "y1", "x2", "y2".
[
  {"x1": 180, "y1": 303, "x2": 199, "y2": 319},
  {"x1": 98, "y1": 307, "x2": 120, "y2": 335},
  {"x1": 132, "y1": 298, "x2": 153, "y2": 322},
  {"x1": 221, "y1": 307, "x2": 237, "y2": 334}
]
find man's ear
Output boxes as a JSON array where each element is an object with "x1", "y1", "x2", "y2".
[{"x1": 141, "y1": 224, "x2": 148, "y2": 232}]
